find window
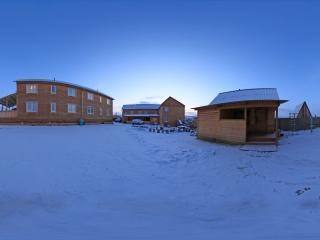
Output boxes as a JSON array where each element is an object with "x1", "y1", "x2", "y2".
[
  {"x1": 87, "y1": 106, "x2": 94, "y2": 115},
  {"x1": 99, "y1": 107, "x2": 103, "y2": 116},
  {"x1": 68, "y1": 88, "x2": 76, "y2": 97},
  {"x1": 26, "y1": 101, "x2": 38, "y2": 112},
  {"x1": 87, "y1": 92, "x2": 94, "y2": 100},
  {"x1": 99, "y1": 96, "x2": 102, "y2": 103},
  {"x1": 26, "y1": 84, "x2": 38, "y2": 94},
  {"x1": 107, "y1": 98, "x2": 111, "y2": 105},
  {"x1": 50, "y1": 102, "x2": 56, "y2": 113},
  {"x1": 68, "y1": 103, "x2": 76, "y2": 113},
  {"x1": 220, "y1": 108, "x2": 245, "y2": 120},
  {"x1": 51, "y1": 85, "x2": 57, "y2": 94}
]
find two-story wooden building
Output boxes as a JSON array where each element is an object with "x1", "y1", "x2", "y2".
[
  {"x1": 0, "y1": 79, "x2": 114, "y2": 124},
  {"x1": 193, "y1": 88, "x2": 287, "y2": 144},
  {"x1": 122, "y1": 96, "x2": 185, "y2": 126}
]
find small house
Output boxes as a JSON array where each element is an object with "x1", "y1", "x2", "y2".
[{"x1": 193, "y1": 88, "x2": 287, "y2": 144}]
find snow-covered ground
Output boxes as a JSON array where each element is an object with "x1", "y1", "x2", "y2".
[{"x1": 1, "y1": 124, "x2": 320, "y2": 240}]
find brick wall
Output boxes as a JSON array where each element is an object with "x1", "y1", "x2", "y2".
[{"x1": 16, "y1": 81, "x2": 113, "y2": 124}]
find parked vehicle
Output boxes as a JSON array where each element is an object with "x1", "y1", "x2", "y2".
[
  {"x1": 132, "y1": 119, "x2": 144, "y2": 125},
  {"x1": 113, "y1": 117, "x2": 122, "y2": 122}
]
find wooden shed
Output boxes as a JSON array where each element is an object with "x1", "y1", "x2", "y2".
[
  {"x1": 193, "y1": 88, "x2": 287, "y2": 144},
  {"x1": 159, "y1": 97, "x2": 185, "y2": 126}
]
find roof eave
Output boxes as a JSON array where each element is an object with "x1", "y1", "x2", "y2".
[{"x1": 15, "y1": 79, "x2": 114, "y2": 100}]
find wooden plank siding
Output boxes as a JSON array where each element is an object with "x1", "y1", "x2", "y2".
[
  {"x1": 159, "y1": 97, "x2": 185, "y2": 126},
  {"x1": 196, "y1": 101, "x2": 280, "y2": 144},
  {"x1": 197, "y1": 109, "x2": 246, "y2": 143}
]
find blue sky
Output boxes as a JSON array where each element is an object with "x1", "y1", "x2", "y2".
[{"x1": 1, "y1": 0, "x2": 320, "y2": 115}]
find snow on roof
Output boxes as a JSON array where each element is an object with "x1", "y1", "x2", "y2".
[
  {"x1": 122, "y1": 104, "x2": 160, "y2": 110},
  {"x1": 294, "y1": 102, "x2": 304, "y2": 114},
  {"x1": 15, "y1": 79, "x2": 114, "y2": 100},
  {"x1": 123, "y1": 114, "x2": 160, "y2": 117},
  {"x1": 209, "y1": 88, "x2": 283, "y2": 105}
]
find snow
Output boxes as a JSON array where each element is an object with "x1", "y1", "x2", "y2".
[
  {"x1": 123, "y1": 113, "x2": 160, "y2": 117},
  {"x1": 1, "y1": 124, "x2": 320, "y2": 239},
  {"x1": 209, "y1": 88, "x2": 283, "y2": 105},
  {"x1": 122, "y1": 104, "x2": 160, "y2": 110}
]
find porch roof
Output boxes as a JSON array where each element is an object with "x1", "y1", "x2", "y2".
[{"x1": 210, "y1": 88, "x2": 287, "y2": 106}]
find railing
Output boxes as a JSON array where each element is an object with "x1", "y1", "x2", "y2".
[{"x1": 0, "y1": 111, "x2": 17, "y2": 118}]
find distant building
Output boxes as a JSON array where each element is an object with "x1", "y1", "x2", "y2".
[
  {"x1": 278, "y1": 101, "x2": 314, "y2": 131},
  {"x1": 122, "y1": 96, "x2": 185, "y2": 126},
  {"x1": 193, "y1": 88, "x2": 287, "y2": 144},
  {"x1": 294, "y1": 101, "x2": 312, "y2": 119},
  {"x1": 0, "y1": 79, "x2": 114, "y2": 124}
]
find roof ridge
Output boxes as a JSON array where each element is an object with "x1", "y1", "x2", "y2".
[{"x1": 218, "y1": 88, "x2": 277, "y2": 95}]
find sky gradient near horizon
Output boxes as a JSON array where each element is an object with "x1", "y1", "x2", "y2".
[{"x1": 1, "y1": 0, "x2": 320, "y2": 115}]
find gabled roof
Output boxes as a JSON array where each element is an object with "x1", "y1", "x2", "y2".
[
  {"x1": 294, "y1": 101, "x2": 311, "y2": 116},
  {"x1": 209, "y1": 88, "x2": 287, "y2": 106},
  {"x1": 123, "y1": 113, "x2": 160, "y2": 117},
  {"x1": 294, "y1": 102, "x2": 305, "y2": 114},
  {"x1": 15, "y1": 79, "x2": 114, "y2": 100},
  {"x1": 122, "y1": 104, "x2": 161, "y2": 110},
  {"x1": 160, "y1": 96, "x2": 185, "y2": 107}
]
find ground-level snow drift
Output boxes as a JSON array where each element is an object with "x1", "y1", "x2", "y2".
[{"x1": 0, "y1": 124, "x2": 320, "y2": 239}]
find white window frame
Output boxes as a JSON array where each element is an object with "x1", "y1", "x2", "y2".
[
  {"x1": 87, "y1": 106, "x2": 94, "y2": 115},
  {"x1": 68, "y1": 88, "x2": 76, "y2": 97},
  {"x1": 67, "y1": 103, "x2": 76, "y2": 113},
  {"x1": 50, "y1": 102, "x2": 56, "y2": 113},
  {"x1": 107, "y1": 98, "x2": 111, "y2": 105},
  {"x1": 26, "y1": 101, "x2": 38, "y2": 112},
  {"x1": 51, "y1": 85, "x2": 57, "y2": 94},
  {"x1": 87, "y1": 92, "x2": 94, "y2": 101},
  {"x1": 99, "y1": 96, "x2": 102, "y2": 103},
  {"x1": 26, "y1": 84, "x2": 38, "y2": 94}
]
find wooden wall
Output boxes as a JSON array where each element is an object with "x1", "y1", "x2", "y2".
[
  {"x1": 197, "y1": 108, "x2": 246, "y2": 143},
  {"x1": 159, "y1": 97, "x2": 185, "y2": 126},
  {"x1": 196, "y1": 101, "x2": 280, "y2": 144}
]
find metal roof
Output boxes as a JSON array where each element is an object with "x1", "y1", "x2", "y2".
[
  {"x1": 209, "y1": 88, "x2": 285, "y2": 105},
  {"x1": 122, "y1": 104, "x2": 160, "y2": 110},
  {"x1": 15, "y1": 79, "x2": 114, "y2": 100},
  {"x1": 123, "y1": 113, "x2": 160, "y2": 117}
]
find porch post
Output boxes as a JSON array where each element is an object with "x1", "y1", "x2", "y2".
[
  {"x1": 275, "y1": 108, "x2": 279, "y2": 135},
  {"x1": 244, "y1": 108, "x2": 247, "y2": 142}
]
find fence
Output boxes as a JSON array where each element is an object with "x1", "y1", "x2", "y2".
[
  {"x1": 278, "y1": 117, "x2": 320, "y2": 131},
  {"x1": 0, "y1": 111, "x2": 17, "y2": 118}
]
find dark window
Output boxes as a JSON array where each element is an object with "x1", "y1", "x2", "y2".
[{"x1": 220, "y1": 108, "x2": 245, "y2": 119}]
